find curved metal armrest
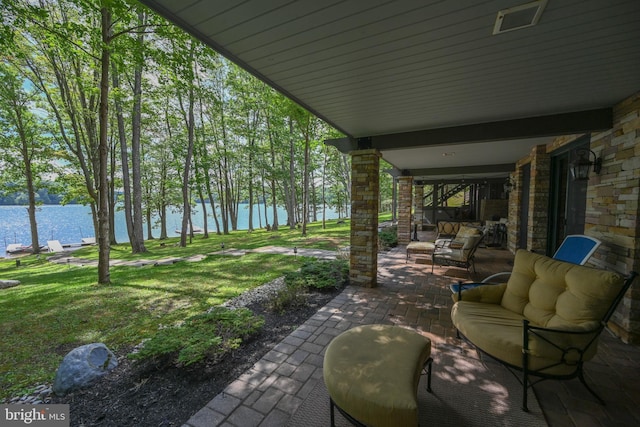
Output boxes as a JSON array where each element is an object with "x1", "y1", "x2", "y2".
[
  {"x1": 522, "y1": 319, "x2": 603, "y2": 361},
  {"x1": 482, "y1": 271, "x2": 512, "y2": 283}
]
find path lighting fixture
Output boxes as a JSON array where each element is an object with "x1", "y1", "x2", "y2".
[
  {"x1": 570, "y1": 149, "x2": 602, "y2": 181},
  {"x1": 221, "y1": 242, "x2": 224, "y2": 253},
  {"x1": 293, "y1": 246, "x2": 298, "y2": 258}
]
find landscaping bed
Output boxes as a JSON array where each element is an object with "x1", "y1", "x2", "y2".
[{"x1": 51, "y1": 288, "x2": 340, "y2": 426}]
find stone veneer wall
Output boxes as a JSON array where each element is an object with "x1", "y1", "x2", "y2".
[
  {"x1": 349, "y1": 149, "x2": 380, "y2": 288},
  {"x1": 414, "y1": 184, "x2": 424, "y2": 231},
  {"x1": 584, "y1": 93, "x2": 640, "y2": 343},
  {"x1": 509, "y1": 92, "x2": 640, "y2": 343},
  {"x1": 397, "y1": 177, "x2": 413, "y2": 245},
  {"x1": 526, "y1": 145, "x2": 550, "y2": 253}
]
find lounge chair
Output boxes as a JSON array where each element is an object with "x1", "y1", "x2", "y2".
[{"x1": 431, "y1": 226, "x2": 485, "y2": 276}]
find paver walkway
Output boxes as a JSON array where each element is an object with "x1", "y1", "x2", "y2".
[{"x1": 47, "y1": 246, "x2": 345, "y2": 268}]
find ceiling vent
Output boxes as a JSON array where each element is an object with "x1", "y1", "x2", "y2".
[{"x1": 493, "y1": 0, "x2": 547, "y2": 35}]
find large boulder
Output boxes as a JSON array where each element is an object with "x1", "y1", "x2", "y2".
[
  {"x1": 0, "y1": 279, "x2": 20, "y2": 290},
  {"x1": 53, "y1": 343, "x2": 118, "y2": 396}
]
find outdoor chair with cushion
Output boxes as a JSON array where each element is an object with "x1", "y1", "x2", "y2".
[
  {"x1": 451, "y1": 249, "x2": 637, "y2": 411},
  {"x1": 431, "y1": 226, "x2": 485, "y2": 275},
  {"x1": 450, "y1": 234, "x2": 602, "y2": 294}
]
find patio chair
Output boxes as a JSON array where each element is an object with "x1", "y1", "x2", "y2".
[
  {"x1": 450, "y1": 234, "x2": 602, "y2": 293},
  {"x1": 431, "y1": 226, "x2": 485, "y2": 276}
]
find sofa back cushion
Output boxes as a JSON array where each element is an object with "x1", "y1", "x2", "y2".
[{"x1": 501, "y1": 250, "x2": 625, "y2": 328}]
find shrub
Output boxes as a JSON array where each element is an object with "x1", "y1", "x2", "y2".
[
  {"x1": 131, "y1": 307, "x2": 264, "y2": 367},
  {"x1": 378, "y1": 226, "x2": 397, "y2": 249},
  {"x1": 284, "y1": 259, "x2": 349, "y2": 291},
  {"x1": 268, "y1": 259, "x2": 349, "y2": 313}
]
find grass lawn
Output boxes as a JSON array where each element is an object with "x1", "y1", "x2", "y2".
[{"x1": 0, "y1": 218, "x2": 355, "y2": 399}]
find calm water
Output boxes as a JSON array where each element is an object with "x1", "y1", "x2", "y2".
[{"x1": 0, "y1": 203, "x2": 339, "y2": 257}]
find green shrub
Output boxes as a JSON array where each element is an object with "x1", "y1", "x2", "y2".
[
  {"x1": 284, "y1": 259, "x2": 349, "y2": 291},
  {"x1": 378, "y1": 226, "x2": 397, "y2": 249},
  {"x1": 268, "y1": 259, "x2": 349, "y2": 313},
  {"x1": 267, "y1": 284, "x2": 308, "y2": 313},
  {"x1": 131, "y1": 307, "x2": 264, "y2": 367}
]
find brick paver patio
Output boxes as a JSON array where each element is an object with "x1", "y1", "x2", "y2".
[{"x1": 183, "y1": 245, "x2": 640, "y2": 427}]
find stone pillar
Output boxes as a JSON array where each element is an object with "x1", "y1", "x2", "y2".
[
  {"x1": 397, "y1": 176, "x2": 413, "y2": 245},
  {"x1": 527, "y1": 145, "x2": 550, "y2": 253},
  {"x1": 586, "y1": 92, "x2": 640, "y2": 343},
  {"x1": 414, "y1": 184, "x2": 424, "y2": 232},
  {"x1": 350, "y1": 149, "x2": 380, "y2": 288}
]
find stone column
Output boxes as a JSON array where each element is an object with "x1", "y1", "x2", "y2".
[
  {"x1": 350, "y1": 149, "x2": 380, "y2": 288},
  {"x1": 397, "y1": 176, "x2": 413, "y2": 245},
  {"x1": 414, "y1": 183, "x2": 424, "y2": 232},
  {"x1": 527, "y1": 145, "x2": 550, "y2": 252}
]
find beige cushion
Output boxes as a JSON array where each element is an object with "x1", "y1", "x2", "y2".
[
  {"x1": 501, "y1": 250, "x2": 623, "y2": 328},
  {"x1": 451, "y1": 250, "x2": 626, "y2": 375},
  {"x1": 323, "y1": 325, "x2": 431, "y2": 427}
]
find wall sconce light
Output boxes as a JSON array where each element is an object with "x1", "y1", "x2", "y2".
[
  {"x1": 570, "y1": 149, "x2": 602, "y2": 181},
  {"x1": 503, "y1": 177, "x2": 516, "y2": 194}
]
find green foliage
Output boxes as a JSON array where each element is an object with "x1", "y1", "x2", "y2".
[
  {"x1": 131, "y1": 307, "x2": 264, "y2": 367},
  {"x1": 378, "y1": 226, "x2": 398, "y2": 249},
  {"x1": 268, "y1": 259, "x2": 348, "y2": 313},
  {"x1": 284, "y1": 259, "x2": 349, "y2": 291},
  {"x1": 267, "y1": 284, "x2": 309, "y2": 314}
]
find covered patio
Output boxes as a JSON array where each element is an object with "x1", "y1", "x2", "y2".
[
  {"x1": 181, "y1": 241, "x2": 640, "y2": 426},
  {"x1": 137, "y1": 0, "x2": 640, "y2": 425}
]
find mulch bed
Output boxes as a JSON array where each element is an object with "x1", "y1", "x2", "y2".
[{"x1": 51, "y1": 290, "x2": 340, "y2": 427}]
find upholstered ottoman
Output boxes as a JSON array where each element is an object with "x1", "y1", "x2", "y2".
[
  {"x1": 406, "y1": 241, "x2": 435, "y2": 263},
  {"x1": 323, "y1": 325, "x2": 433, "y2": 427}
]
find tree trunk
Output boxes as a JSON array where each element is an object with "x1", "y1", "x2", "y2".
[
  {"x1": 179, "y1": 66, "x2": 196, "y2": 246},
  {"x1": 322, "y1": 146, "x2": 328, "y2": 229},
  {"x1": 288, "y1": 118, "x2": 296, "y2": 229},
  {"x1": 97, "y1": 5, "x2": 111, "y2": 284},
  {"x1": 301, "y1": 126, "x2": 310, "y2": 236},
  {"x1": 130, "y1": 10, "x2": 147, "y2": 253},
  {"x1": 112, "y1": 69, "x2": 134, "y2": 244}
]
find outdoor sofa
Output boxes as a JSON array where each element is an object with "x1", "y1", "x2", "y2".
[{"x1": 451, "y1": 249, "x2": 637, "y2": 411}]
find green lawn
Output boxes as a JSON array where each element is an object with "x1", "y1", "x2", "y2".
[{"x1": 0, "y1": 218, "x2": 354, "y2": 399}]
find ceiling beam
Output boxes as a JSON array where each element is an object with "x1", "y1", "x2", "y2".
[
  {"x1": 326, "y1": 108, "x2": 612, "y2": 153},
  {"x1": 409, "y1": 163, "x2": 515, "y2": 177}
]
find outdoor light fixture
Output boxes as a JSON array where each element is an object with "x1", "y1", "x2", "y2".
[
  {"x1": 221, "y1": 242, "x2": 224, "y2": 253},
  {"x1": 504, "y1": 177, "x2": 516, "y2": 194},
  {"x1": 570, "y1": 149, "x2": 602, "y2": 181},
  {"x1": 293, "y1": 246, "x2": 298, "y2": 258}
]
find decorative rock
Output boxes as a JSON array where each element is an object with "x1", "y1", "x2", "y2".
[
  {"x1": 0, "y1": 279, "x2": 20, "y2": 290},
  {"x1": 52, "y1": 343, "x2": 117, "y2": 396}
]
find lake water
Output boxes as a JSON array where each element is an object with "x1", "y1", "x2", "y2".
[{"x1": 0, "y1": 203, "x2": 340, "y2": 257}]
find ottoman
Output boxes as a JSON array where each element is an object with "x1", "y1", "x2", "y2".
[
  {"x1": 406, "y1": 241, "x2": 435, "y2": 263},
  {"x1": 323, "y1": 325, "x2": 433, "y2": 427}
]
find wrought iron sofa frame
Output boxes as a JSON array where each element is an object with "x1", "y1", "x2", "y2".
[{"x1": 454, "y1": 271, "x2": 637, "y2": 411}]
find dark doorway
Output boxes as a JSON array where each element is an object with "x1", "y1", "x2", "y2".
[
  {"x1": 519, "y1": 163, "x2": 531, "y2": 249},
  {"x1": 548, "y1": 138, "x2": 590, "y2": 254}
]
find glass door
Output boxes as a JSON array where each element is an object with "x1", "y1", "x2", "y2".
[{"x1": 548, "y1": 138, "x2": 589, "y2": 254}]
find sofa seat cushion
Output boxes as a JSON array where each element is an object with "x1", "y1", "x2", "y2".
[
  {"x1": 323, "y1": 325, "x2": 431, "y2": 427},
  {"x1": 451, "y1": 301, "x2": 598, "y2": 375}
]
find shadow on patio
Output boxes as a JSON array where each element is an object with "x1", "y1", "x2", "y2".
[{"x1": 183, "y1": 244, "x2": 640, "y2": 427}]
